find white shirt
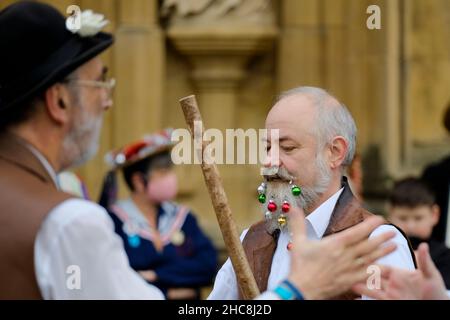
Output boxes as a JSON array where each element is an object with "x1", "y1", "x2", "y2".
[
  {"x1": 34, "y1": 199, "x2": 165, "y2": 300},
  {"x1": 208, "y1": 188, "x2": 416, "y2": 300}
]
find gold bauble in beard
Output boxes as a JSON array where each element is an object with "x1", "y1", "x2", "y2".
[{"x1": 277, "y1": 215, "x2": 287, "y2": 227}]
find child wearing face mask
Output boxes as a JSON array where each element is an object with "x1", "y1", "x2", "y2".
[
  {"x1": 387, "y1": 177, "x2": 450, "y2": 289},
  {"x1": 98, "y1": 129, "x2": 218, "y2": 299}
]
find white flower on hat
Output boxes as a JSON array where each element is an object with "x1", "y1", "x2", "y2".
[{"x1": 66, "y1": 8, "x2": 109, "y2": 37}]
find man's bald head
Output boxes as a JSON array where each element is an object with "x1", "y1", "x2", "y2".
[{"x1": 267, "y1": 86, "x2": 357, "y2": 167}]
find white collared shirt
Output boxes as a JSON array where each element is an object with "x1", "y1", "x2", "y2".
[
  {"x1": 304, "y1": 188, "x2": 344, "y2": 240},
  {"x1": 208, "y1": 188, "x2": 416, "y2": 300}
]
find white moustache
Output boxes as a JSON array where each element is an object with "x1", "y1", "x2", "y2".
[{"x1": 261, "y1": 167, "x2": 295, "y2": 182}]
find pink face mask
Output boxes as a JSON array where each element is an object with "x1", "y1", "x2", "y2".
[{"x1": 146, "y1": 172, "x2": 178, "y2": 204}]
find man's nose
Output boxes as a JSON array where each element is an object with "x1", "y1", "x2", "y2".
[{"x1": 263, "y1": 149, "x2": 281, "y2": 168}]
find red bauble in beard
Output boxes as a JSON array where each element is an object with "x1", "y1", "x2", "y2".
[
  {"x1": 268, "y1": 181, "x2": 298, "y2": 231},
  {"x1": 258, "y1": 177, "x2": 303, "y2": 233}
]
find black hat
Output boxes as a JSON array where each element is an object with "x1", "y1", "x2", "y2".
[{"x1": 0, "y1": 1, "x2": 114, "y2": 112}]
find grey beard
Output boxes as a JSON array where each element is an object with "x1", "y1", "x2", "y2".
[
  {"x1": 261, "y1": 156, "x2": 332, "y2": 232},
  {"x1": 263, "y1": 180, "x2": 300, "y2": 233},
  {"x1": 61, "y1": 116, "x2": 102, "y2": 170}
]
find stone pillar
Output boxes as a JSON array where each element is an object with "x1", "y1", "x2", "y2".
[
  {"x1": 113, "y1": 0, "x2": 165, "y2": 147},
  {"x1": 277, "y1": 0, "x2": 323, "y2": 90},
  {"x1": 382, "y1": 0, "x2": 402, "y2": 175}
]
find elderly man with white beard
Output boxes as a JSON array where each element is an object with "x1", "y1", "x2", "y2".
[{"x1": 208, "y1": 86, "x2": 417, "y2": 300}]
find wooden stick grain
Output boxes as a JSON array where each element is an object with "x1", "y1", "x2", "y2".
[{"x1": 179, "y1": 95, "x2": 260, "y2": 299}]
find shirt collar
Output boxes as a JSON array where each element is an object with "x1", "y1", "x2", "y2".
[
  {"x1": 23, "y1": 142, "x2": 60, "y2": 189},
  {"x1": 117, "y1": 198, "x2": 181, "y2": 235},
  {"x1": 305, "y1": 187, "x2": 344, "y2": 240}
]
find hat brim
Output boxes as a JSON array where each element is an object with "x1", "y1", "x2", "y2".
[{"x1": 2, "y1": 32, "x2": 113, "y2": 111}]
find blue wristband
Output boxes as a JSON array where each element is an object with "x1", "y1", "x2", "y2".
[
  {"x1": 273, "y1": 279, "x2": 305, "y2": 300},
  {"x1": 283, "y1": 280, "x2": 305, "y2": 300}
]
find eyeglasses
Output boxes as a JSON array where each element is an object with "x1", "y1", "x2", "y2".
[{"x1": 62, "y1": 78, "x2": 116, "y2": 90}]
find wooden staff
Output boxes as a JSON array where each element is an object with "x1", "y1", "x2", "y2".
[{"x1": 179, "y1": 95, "x2": 260, "y2": 300}]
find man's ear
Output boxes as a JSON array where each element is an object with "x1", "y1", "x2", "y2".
[
  {"x1": 43, "y1": 84, "x2": 71, "y2": 125},
  {"x1": 131, "y1": 172, "x2": 146, "y2": 193},
  {"x1": 328, "y1": 136, "x2": 348, "y2": 169},
  {"x1": 431, "y1": 204, "x2": 440, "y2": 226}
]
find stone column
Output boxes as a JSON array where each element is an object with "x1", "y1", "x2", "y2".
[{"x1": 113, "y1": 0, "x2": 165, "y2": 146}]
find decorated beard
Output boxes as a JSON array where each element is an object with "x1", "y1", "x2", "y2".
[
  {"x1": 258, "y1": 152, "x2": 334, "y2": 233},
  {"x1": 258, "y1": 167, "x2": 303, "y2": 234}
]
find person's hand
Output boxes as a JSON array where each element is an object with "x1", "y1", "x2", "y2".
[
  {"x1": 287, "y1": 206, "x2": 397, "y2": 300},
  {"x1": 353, "y1": 243, "x2": 449, "y2": 300},
  {"x1": 139, "y1": 270, "x2": 158, "y2": 282}
]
